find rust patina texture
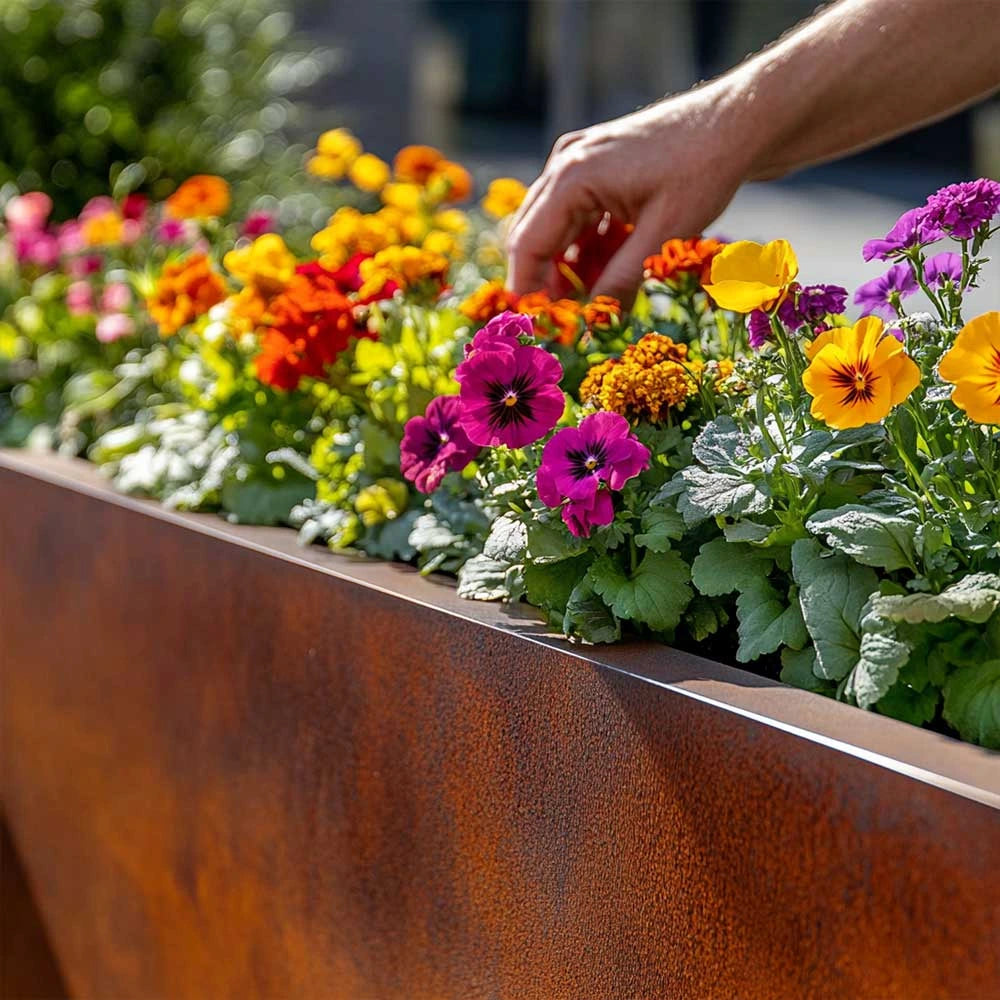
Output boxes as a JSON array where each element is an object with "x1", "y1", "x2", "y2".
[{"x1": 1, "y1": 451, "x2": 998, "y2": 1000}]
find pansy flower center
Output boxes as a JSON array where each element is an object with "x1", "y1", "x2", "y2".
[
  {"x1": 830, "y1": 358, "x2": 878, "y2": 405},
  {"x1": 484, "y1": 374, "x2": 537, "y2": 429},
  {"x1": 566, "y1": 443, "x2": 608, "y2": 480}
]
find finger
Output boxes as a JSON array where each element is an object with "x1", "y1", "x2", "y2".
[
  {"x1": 590, "y1": 214, "x2": 667, "y2": 307},
  {"x1": 507, "y1": 185, "x2": 589, "y2": 296},
  {"x1": 509, "y1": 131, "x2": 584, "y2": 235}
]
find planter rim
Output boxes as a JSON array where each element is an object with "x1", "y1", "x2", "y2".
[{"x1": 4, "y1": 447, "x2": 998, "y2": 809}]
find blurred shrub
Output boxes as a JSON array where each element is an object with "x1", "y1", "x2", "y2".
[{"x1": 0, "y1": 0, "x2": 335, "y2": 217}]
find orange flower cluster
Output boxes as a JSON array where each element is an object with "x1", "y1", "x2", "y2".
[
  {"x1": 393, "y1": 145, "x2": 472, "y2": 204},
  {"x1": 582, "y1": 295, "x2": 623, "y2": 331},
  {"x1": 254, "y1": 269, "x2": 366, "y2": 391},
  {"x1": 146, "y1": 252, "x2": 228, "y2": 336},
  {"x1": 516, "y1": 291, "x2": 583, "y2": 345},
  {"x1": 643, "y1": 237, "x2": 724, "y2": 285},
  {"x1": 578, "y1": 334, "x2": 700, "y2": 422},
  {"x1": 164, "y1": 175, "x2": 231, "y2": 220}
]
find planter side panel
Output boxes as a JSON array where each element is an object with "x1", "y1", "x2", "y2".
[{"x1": 1, "y1": 463, "x2": 998, "y2": 1000}]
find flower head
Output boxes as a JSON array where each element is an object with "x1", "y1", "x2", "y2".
[
  {"x1": 428, "y1": 160, "x2": 472, "y2": 204},
  {"x1": 582, "y1": 295, "x2": 622, "y2": 331},
  {"x1": 164, "y1": 175, "x2": 231, "y2": 220},
  {"x1": 515, "y1": 290, "x2": 583, "y2": 345},
  {"x1": 924, "y1": 251, "x2": 964, "y2": 290},
  {"x1": 4, "y1": 192, "x2": 52, "y2": 232},
  {"x1": 460, "y1": 311, "x2": 534, "y2": 364},
  {"x1": 460, "y1": 280, "x2": 520, "y2": 322},
  {"x1": 394, "y1": 145, "x2": 445, "y2": 184},
  {"x1": 853, "y1": 263, "x2": 917, "y2": 319},
  {"x1": 66, "y1": 281, "x2": 95, "y2": 316},
  {"x1": 96, "y1": 313, "x2": 136, "y2": 343},
  {"x1": 862, "y1": 207, "x2": 944, "y2": 261},
  {"x1": 400, "y1": 395, "x2": 481, "y2": 493},
  {"x1": 223, "y1": 233, "x2": 296, "y2": 296},
  {"x1": 481, "y1": 178, "x2": 527, "y2": 219},
  {"x1": 643, "y1": 236, "x2": 724, "y2": 285},
  {"x1": 457, "y1": 343, "x2": 565, "y2": 448},
  {"x1": 146, "y1": 252, "x2": 227, "y2": 335},
  {"x1": 747, "y1": 309, "x2": 772, "y2": 350},
  {"x1": 703, "y1": 239, "x2": 799, "y2": 313},
  {"x1": 349, "y1": 153, "x2": 391, "y2": 193},
  {"x1": 241, "y1": 210, "x2": 276, "y2": 238},
  {"x1": 357, "y1": 245, "x2": 448, "y2": 300},
  {"x1": 308, "y1": 129, "x2": 363, "y2": 179},
  {"x1": 802, "y1": 316, "x2": 920, "y2": 429},
  {"x1": 536, "y1": 412, "x2": 650, "y2": 537},
  {"x1": 937, "y1": 311, "x2": 1000, "y2": 424},
  {"x1": 923, "y1": 179, "x2": 1000, "y2": 240}
]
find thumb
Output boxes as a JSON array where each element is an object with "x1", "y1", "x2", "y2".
[{"x1": 590, "y1": 215, "x2": 665, "y2": 306}]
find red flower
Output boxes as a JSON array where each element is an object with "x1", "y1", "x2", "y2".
[{"x1": 553, "y1": 214, "x2": 633, "y2": 297}]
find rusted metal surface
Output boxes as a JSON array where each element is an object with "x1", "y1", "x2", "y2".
[{"x1": 1, "y1": 450, "x2": 998, "y2": 1000}]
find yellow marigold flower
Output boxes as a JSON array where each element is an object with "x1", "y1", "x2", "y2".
[
  {"x1": 578, "y1": 334, "x2": 698, "y2": 422},
  {"x1": 308, "y1": 154, "x2": 349, "y2": 180},
  {"x1": 422, "y1": 229, "x2": 459, "y2": 258},
  {"x1": 349, "y1": 153, "x2": 391, "y2": 192},
  {"x1": 358, "y1": 245, "x2": 448, "y2": 299},
  {"x1": 460, "y1": 280, "x2": 518, "y2": 322},
  {"x1": 432, "y1": 209, "x2": 469, "y2": 234},
  {"x1": 481, "y1": 177, "x2": 527, "y2": 219},
  {"x1": 223, "y1": 234, "x2": 296, "y2": 296},
  {"x1": 228, "y1": 286, "x2": 270, "y2": 335},
  {"x1": 802, "y1": 316, "x2": 920, "y2": 429},
  {"x1": 381, "y1": 182, "x2": 424, "y2": 213},
  {"x1": 82, "y1": 210, "x2": 123, "y2": 247},
  {"x1": 310, "y1": 207, "x2": 398, "y2": 269},
  {"x1": 582, "y1": 295, "x2": 622, "y2": 330},
  {"x1": 703, "y1": 239, "x2": 799, "y2": 313},
  {"x1": 311, "y1": 129, "x2": 362, "y2": 179},
  {"x1": 938, "y1": 311, "x2": 1000, "y2": 425},
  {"x1": 164, "y1": 175, "x2": 231, "y2": 219}
]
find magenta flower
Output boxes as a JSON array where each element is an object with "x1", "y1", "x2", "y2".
[
  {"x1": 66, "y1": 281, "x2": 95, "y2": 316},
  {"x1": 458, "y1": 311, "x2": 534, "y2": 371},
  {"x1": 400, "y1": 395, "x2": 481, "y2": 493},
  {"x1": 13, "y1": 230, "x2": 59, "y2": 269},
  {"x1": 923, "y1": 179, "x2": 1000, "y2": 239},
  {"x1": 57, "y1": 221, "x2": 85, "y2": 255},
  {"x1": 862, "y1": 207, "x2": 944, "y2": 261},
  {"x1": 66, "y1": 254, "x2": 103, "y2": 279},
  {"x1": 241, "y1": 210, "x2": 276, "y2": 238},
  {"x1": 156, "y1": 218, "x2": 195, "y2": 245},
  {"x1": 924, "y1": 251, "x2": 963, "y2": 290},
  {"x1": 458, "y1": 343, "x2": 565, "y2": 449},
  {"x1": 96, "y1": 313, "x2": 136, "y2": 343},
  {"x1": 121, "y1": 194, "x2": 149, "y2": 221},
  {"x1": 536, "y1": 411, "x2": 649, "y2": 537},
  {"x1": 4, "y1": 192, "x2": 52, "y2": 233},
  {"x1": 854, "y1": 263, "x2": 918, "y2": 319}
]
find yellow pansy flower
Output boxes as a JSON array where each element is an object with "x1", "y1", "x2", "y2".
[
  {"x1": 802, "y1": 316, "x2": 920, "y2": 429},
  {"x1": 481, "y1": 177, "x2": 527, "y2": 219},
  {"x1": 349, "y1": 153, "x2": 391, "y2": 193},
  {"x1": 703, "y1": 239, "x2": 799, "y2": 313},
  {"x1": 938, "y1": 311, "x2": 1000, "y2": 425}
]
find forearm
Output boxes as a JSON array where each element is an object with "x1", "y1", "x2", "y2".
[{"x1": 708, "y1": 0, "x2": 1000, "y2": 180}]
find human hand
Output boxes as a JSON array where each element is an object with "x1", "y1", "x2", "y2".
[{"x1": 507, "y1": 84, "x2": 757, "y2": 303}]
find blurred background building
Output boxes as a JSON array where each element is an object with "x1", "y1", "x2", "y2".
[{"x1": 2, "y1": 0, "x2": 998, "y2": 302}]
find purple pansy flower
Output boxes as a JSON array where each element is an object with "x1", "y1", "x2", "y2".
[
  {"x1": 457, "y1": 343, "x2": 565, "y2": 449},
  {"x1": 536, "y1": 411, "x2": 650, "y2": 538},
  {"x1": 400, "y1": 395, "x2": 481, "y2": 494},
  {"x1": 923, "y1": 251, "x2": 963, "y2": 290},
  {"x1": 923, "y1": 179, "x2": 1000, "y2": 240},
  {"x1": 862, "y1": 207, "x2": 944, "y2": 262},
  {"x1": 459, "y1": 311, "x2": 534, "y2": 367},
  {"x1": 854, "y1": 263, "x2": 918, "y2": 319}
]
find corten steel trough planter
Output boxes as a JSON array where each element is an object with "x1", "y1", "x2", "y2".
[{"x1": 1, "y1": 449, "x2": 998, "y2": 1000}]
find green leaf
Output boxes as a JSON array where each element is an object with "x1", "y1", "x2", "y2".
[
  {"x1": 672, "y1": 466, "x2": 772, "y2": 526},
  {"x1": 220, "y1": 472, "x2": 315, "y2": 526},
  {"x1": 942, "y1": 660, "x2": 1000, "y2": 749},
  {"x1": 691, "y1": 538, "x2": 773, "y2": 597},
  {"x1": 456, "y1": 553, "x2": 513, "y2": 601},
  {"x1": 563, "y1": 577, "x2": 621, "y2": 644},
  {"x1": 684, "y1": 595, "x2": 729, "y2": 642},
  {"x1": 792, "y1": 539, "x2": 878, "y2": 681},
  {"x1": 634, "y1": 505, "x2": 685, "y2": 552},
  {"x1": 483, "y1": 513, "x2": 528, "y2": 564},
  {"x1": 525, "y1": 518, "x2": 587, "y2": 564},
  {"x1": 524, "y1": 554, "x2": 592, "y2": 615},
  {"x1": 360, "y1": 510, "x2": 420, "y2": 561},
  {"x1": 691, "y1": 415, "x2": 750, "y2": 471},
  {"x1": 588, "y1": 550, "x2": 692, "y2": 632},
  {"x1": 408, "y1": 513, "x2": 464, "y2": 552},
  {"x1": 850, "y1": 630, "x2": 912, "y2": 709},
  {"x1": 807, "y1": 505, "x2": 918, "y2": 572},
  {"x1": 780, "y1": 646, "x2": 830, "y2": 693},
  {"x1": 735, "y1": 580, "x2": 808, "y2": 662},
  {"x1": 873, "y1": 573, "x2": 1000, "y2": 625},
  {"x1": 876, "y1": 680, "x2": 940, "y2": 727}
]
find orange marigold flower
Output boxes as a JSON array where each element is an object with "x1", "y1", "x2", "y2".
[
  {"x1": 460, "y1": 280, "x2": 519, "y2": 322},
  {"x1": 577, "y1": 334, "x2": 698, "y2": 422},
  {"x1": 582, "y1": 295, "x2": 622, "y2": 330},
  {"x1": 146, "y1": 252, "x2": 228, "y2": 336},
  {"x1": 517, "y1": 290, "x2": 583, "y2": 345},
  {"x1": 394, "y1": 144, "x2": 445, "y2": 184},
  {"x1": 164, "y1": 175, "x2": 231, "y2": 220},
  {"x1": 643, "y1": 237, "x2": 725, "y2": 285},
  {"x1": 255, "y1": 269, "x2": 367, "y2": 391},
  {"x1": 429, "y1": 160, "x2": 473, "y2": 203}
]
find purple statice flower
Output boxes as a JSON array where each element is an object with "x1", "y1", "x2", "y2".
[
  {"x1": 862, "y1": 207, "x2": 944, "y2": 262},
  {"x1": 747, "y1": 309, "x2": 772, "y2": 349},
  {"x1": 459, "y1": 310, "x2": 534, "y2": 365},
  {"x1": 457, "y1": 342, "x2": 565, "y2": 449},
  {"x1": 536, "y1": 411, "x2": 649, "y2": 538},
  {"x1": 400, "y1": 395, "x2": 481, "y2": 493},
  {"x1": 923, "y1": 251, "x2": 963, "y2": 290},
  {"x1": 923, "y1": 179, "x2": 1000, "y2": 240},
  {"x1": 854, "y1": 263, "x2": 918, "y2": 319}
]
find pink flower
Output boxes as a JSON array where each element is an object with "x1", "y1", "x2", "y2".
[
  {"x1": 241, "y1": 210, "x2": 276, "y2": 237},
  {"x1": 100, "y1": 282, "x2": 132, "y2": 312},
  {"x1": 13, "y1": 230, "x2": 60, "y2": 269},
  {"x1": 58, "y1": 221, "x2": 85, "y2": 255},
  {"x1": 5, "y1": 192, "x2": 52, "y2": 233},
  {"x1": 457, "y1": 343, "x2": 565, "y2": 449},
  {"x1": 96, "y1": 313, "x2": 136, "y2": 343},
  {"x1": 66, "y1": 281, "x2": 95, "y2": 315},
  {"x1": 400, "y1": 395, "x2": 481, "y2": 493},
  {"x1": 456, "y1": 311, "x2": 535, "y2": 381},
  {"x1": 121, "y1": 194, "x2": 148, "y2": 221},
  {"x1": 79, "y1": 196, "x2": 116, "y2": 222},
  {"x1": 156, "y1": 218, "x2": 195, "y2": 245},
  {"x1": 536, "y1": 411, "x2": 649, "y2": 537},
  {"x1": 66, "y1": 254, "x2": 103, "y2": 279}
]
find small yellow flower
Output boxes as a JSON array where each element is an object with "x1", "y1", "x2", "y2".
[
  {"x1": 349, "y1": 153, "x2": 391, "y2": 193},
  {"x1": 223, "y1": 234, "x2": 296, "y2": 296},
  {"x1": 703, "y1": 239, "x2": 799, "y2": 313},
  {"x1": 802, "y1": 316, "x2": 920, "y2": 429},
  {"x1": 317, "y1": 128, "x2": 362, "y2": 161},
  {"x1": 481, "y1": 177, "x2": 527, "y2": 219},
  {"x1": 310, "y1": 207, "x2": 398, "y2": 269},
  {"x1": 82, "y1": 210, "x2": 124, "y2": 247},
  {"x1": 381, "y1": 182, "x2": 423, "y2": 213},
  {"x1": 938, "y1": 311, "x2": 1000, "y2": 425},
  {"x1": 422, "y1": 229, "x2": 459, "y2": 258},
  {"x1": 432, "y1": 209, "x2": 469, "y2": 234}
]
